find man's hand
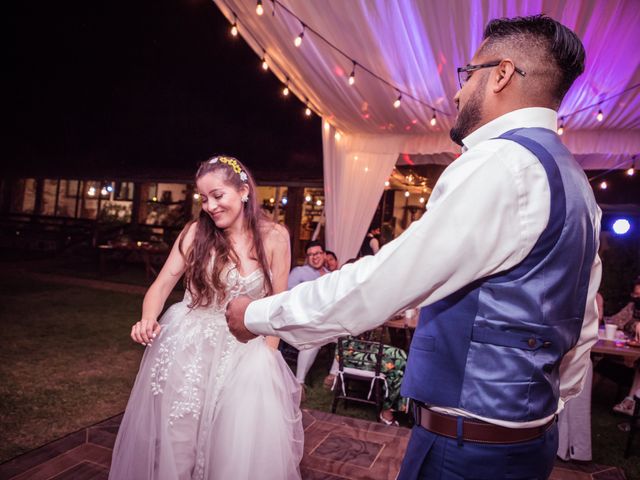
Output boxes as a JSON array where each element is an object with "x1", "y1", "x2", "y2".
[{"x1": 226, "y1": 295, "x2": 258, "y2": 343}]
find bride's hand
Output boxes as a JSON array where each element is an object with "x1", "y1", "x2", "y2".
[{"x1": 131, "y1": 318, "x2": 162, "y2": 346}]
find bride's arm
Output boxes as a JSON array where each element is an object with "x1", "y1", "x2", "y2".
[
  {"x1": 131, "y1": 221, "x2": 197, "y2": 345},
  {"x1": 264, "y1": 223, "x2": 291, "y2": 349}
]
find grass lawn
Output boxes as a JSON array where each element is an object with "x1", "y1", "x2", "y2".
[
  {"x1": 0, "y1": 274, "x2": 146, "y2": 462},
  {"x1": 0, "y1": 269, "x2": 638, "y2": 479}
]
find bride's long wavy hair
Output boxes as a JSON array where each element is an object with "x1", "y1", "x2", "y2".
[{"x1": 179, "y1": 156, "x2": 273, "y2": 308}]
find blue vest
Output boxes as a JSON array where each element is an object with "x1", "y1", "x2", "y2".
[{"x1": 401, "y1": 127, "x2": 598, "y2": 422}]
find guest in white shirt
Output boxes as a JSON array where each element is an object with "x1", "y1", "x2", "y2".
[{"x1": 227, "y1": 14, "x2": 600, "y2": 480}]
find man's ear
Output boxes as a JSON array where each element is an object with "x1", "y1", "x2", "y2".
[{"x1": 493, "y1": 59, "x2": 516, "y2": 94}]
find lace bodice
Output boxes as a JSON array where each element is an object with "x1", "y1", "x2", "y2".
[{"x1": 182, "y1": 266, "x2": 267, "y2": 313}]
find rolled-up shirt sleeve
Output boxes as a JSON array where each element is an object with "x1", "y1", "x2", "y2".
[{"x1": 245, "y1": 141, "x2": 551, "y2": 349}]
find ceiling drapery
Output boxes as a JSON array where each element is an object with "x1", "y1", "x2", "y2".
[{"x1": 212, "y1": 0, "x2": 640, "y2": 262}]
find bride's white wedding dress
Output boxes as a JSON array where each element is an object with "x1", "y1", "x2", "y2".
[{"x1": 109, "y1": 267, "x2": 303, "y2": 480}]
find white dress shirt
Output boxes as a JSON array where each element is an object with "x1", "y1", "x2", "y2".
[{"x1": 245, "y1": 107, "x2": 601, "y2": 427}]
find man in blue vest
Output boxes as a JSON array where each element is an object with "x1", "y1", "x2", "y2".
[{"x1": 227, "y1": 14, "x2": 601, "y2": 479}]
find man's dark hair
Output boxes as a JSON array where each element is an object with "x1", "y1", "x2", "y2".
[
  {"x1": 325, "y1": 250, "x2": 337, "y2": 261},
  {"x1": 634, "y1": 276, "x2": 640, "y2": 288},
  {"x1": 305, "y1": 240, "x2": 324, "y2": 253},
  {"x1": 482, "y1": 14, "x2": 585, "y2": 104}
]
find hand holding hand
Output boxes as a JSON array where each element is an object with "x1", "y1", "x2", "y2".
[
  {"x1": 131, "y1": 318, "x2": 162, "y2": 346},
  {"x1": 226, "y1": 295, "x2": 258, "y2": 343}
]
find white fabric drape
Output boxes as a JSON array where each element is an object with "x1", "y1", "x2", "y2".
[{"x1": 211, "y1": 0, "x2": 640, "y2": 253}]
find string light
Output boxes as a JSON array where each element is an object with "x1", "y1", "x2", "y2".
[
  {"x1": 393, "y1": 93, "x2": 402, "y2": 109},
  {"x1": 305, "y1": 195, "x2": 312, "y2": 202},
  {"x1": 304, "y1": 103, "x2": 312, "y2": 116},
  {"x1": 599, "y1": 181, "x2": 607, "y2": 190},
  {"x1": 557, "y1": 117, "x2": 565, "y2": 136},
  {"x1": 269, "y1": 197, "x2": 275, "y2": 204},
  {"x1": 404, "y1": 191, "x2": 410, "y2": 197},
  {"x1": 419, "y1": 197, "x2": 425, "y2": 203},
  {"x1": 596, "y1": 109, "x2": 604, "y2": 122},
  {"x1": 334, "y1": 131, "x2": 342, "y2": 141},
  {"x1": 430, "y1": 112, "x2": 437, "y2": 126},
  {"x1": 316, "y1": 199, "x2": 323, "y2": 206},
  {"x1": 261, "y1": 55, "x2": 268, "y2": 71},
  {"x1": 348, "y1": 62, "x2": 356, "y2": 86},
  {"x1": 282, "y1": 78, "x2": 289, "y2": 96},
  {"x1": 323, "y1": 121, "x2": 330, "y2": 131},
  {"x1": 256, "y1": 0, "x2": 264, "y2": 16},
  {"x1": 230, "y1": 18, "x2": 238, "y2": 37},
  {"x1": 627, "y1": 167, "x2": 635, "y2": 176},
  {"x1": 281, "y1": 197, "x2": 288, "y2": 205},
  {"x1": 294, "y1": 25, "x2": 305, "y2": 47},
  {"x1": 384, "y1": 180, "x2": 390, "y2": 187}
]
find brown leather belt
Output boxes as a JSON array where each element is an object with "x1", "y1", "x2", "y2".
[{"x1": 417, "y1": 405, "x2": 556, "y2": 444}]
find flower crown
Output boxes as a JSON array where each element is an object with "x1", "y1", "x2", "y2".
[{"x1": 209, "y1": 156, "x2": 248, "y2": 182}]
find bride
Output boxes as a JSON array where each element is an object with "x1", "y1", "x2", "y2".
[{"x1": 109, "y1": 156, "x2": 303, "y2": 480}]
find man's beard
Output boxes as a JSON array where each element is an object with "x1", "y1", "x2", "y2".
[{"x1": 449, "y1": 82, "x2": 485, "y2": 146}]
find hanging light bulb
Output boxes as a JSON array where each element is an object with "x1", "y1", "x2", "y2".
[
  {"x1": 404, "y1": 191, "x2": 410, "y2": 198},
  {"x1": 626, "y1": 167, "x2": 635, "y2": 176},
  {"x1": 230, "y1": 21, "x2": 238, "y2": 37},
  {"x1": 294, "y1": 26, "x2": 305, "y2": 47},
  {"x1": 557, "y1": 118, "x2": 565, "y2": 136},
  {"x1": 261, "y1": 56, "x2": 268, "y2": 71},
  {"x1": 348, "y1": 62, "x2": 356, "y2": 86},
  {"x1": 305, "y1": 104, "x2": 312, "y2": 117},
  {"x1": 596, "y1": 109, "x2": 604, "y2": 122},
  {"x1": 393, "y1": 94, "x2": 402, "y2": 109},
  {"x1": 334, "y1": 131, "x2": 342, "y2": 141},
  {"x1": 384, "y1": 180, "x2": 390, "y2": 187},
  {"x1": 305, "y1": 195, "x2": 312, "y2": 202},
  {"x1": 282, "y1": 78, "x2": 289, "y2": 97},
  {"x1": 599, "y1": 181, "x2": 607, "y2": 190},
  {"x1": 430, "y1": 112, "x2": 437, "y2": 126},
  {"x1": 256, "y1": 0, "x2": 264, "y2": 16},
  {"x1": 419, "y1": 197, "x2": 425, "y2": 204},
  {"x1": 323, "y1": 121, "x2": 330, "y2": 131},
  {"x1": 316, "y1": 199, "x2": 323, "y2": 206},
  {"x1": 193, "y1": 193, "x2": 200, "y2": 200}
]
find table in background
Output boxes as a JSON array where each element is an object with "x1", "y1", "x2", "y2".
[{"x1": 98, "y1": 242, "x2": 169, "y2": 279}]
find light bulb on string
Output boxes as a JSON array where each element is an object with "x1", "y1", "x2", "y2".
[
  {"x1": 404, "y1": 191, "x2": 410, "y2": 198},
  {"x1": 348, "y1": 62, "x2": 356, "y2": 86},
  {"x1": 305, "y1": 195, "x2": 312, "y2": 202},
  {"x1": 230, "y1": 19, "x2": 238, "y2": 37},
  {"x1": 261, "y1": 56, "x2": 268, "y2": 71},
  {"x1": 282, "y1": 78, "x2": 289, "y2": 97},
  {"x1": 304, "y1": 101, "x2": 312, "y2": 117},
  {"x1": 256, "y1": 0, "x2": 264, "y2": 16},
  {"x1": 294, "y1": 26, "x2": 305, "y2": 47},
  {"x1": 596, "y1": 109, "x2": 604, "y2": 122},
  {"x1": 627, "y1": 168, "x2": 635, "y2": 176},
  {"x1": 430, "y1": 112, "x2": 437, "y2": 126},
  {"x1": 384, "y1": 180, "x2": 390, "y2": 187},
  {"x1": 393, "y1": 94, "x2": 402, "y2": 109},
  {"x1": 419, "y1": 197, "x2": 425, "y2": 204},
  {"x1": 557, "y1": 118, "x2": 564, "y2": 136},
  {"x1": 599, "y1": 181, "x2": 607, "y2": 190}
]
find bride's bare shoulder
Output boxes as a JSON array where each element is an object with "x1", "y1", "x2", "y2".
[{"x1": 260, "y1": 221, "x2": 290, "y2": 249}]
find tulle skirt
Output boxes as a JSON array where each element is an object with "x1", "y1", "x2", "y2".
[{"x1": 109, "y1": 300, "x2": 303, "y2": 480}]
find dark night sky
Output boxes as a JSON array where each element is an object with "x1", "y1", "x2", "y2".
[{"x1": 7, "y1": 0, "x2": 322, "y2": 179}]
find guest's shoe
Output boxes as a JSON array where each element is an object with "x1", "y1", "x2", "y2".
[
  {"x1": 379, "y1": 412, "x2": 399, "y2": 426},
  {"x1": 613, "y1": 397, "x2": 635, "y2": 416}
]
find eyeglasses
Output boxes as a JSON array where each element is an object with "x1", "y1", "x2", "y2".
[
  {"x1": 456, "y1": 61, "x2": 526, "y2": 89},
  {"x1": 306, "y1": 251, "x2": 324, "y2": 258}
]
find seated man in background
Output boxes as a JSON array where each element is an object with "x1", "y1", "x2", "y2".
[
  {"x1": 325, "y1": 250, "x2": 339, "y2": 272},
  {"x1": 288, "y1": 241, "x2": 329, "y2": 392}
]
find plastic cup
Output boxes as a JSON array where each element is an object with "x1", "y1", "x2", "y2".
[{"x1": 605, "y1": 323, "x2": 618, "y2": 340}]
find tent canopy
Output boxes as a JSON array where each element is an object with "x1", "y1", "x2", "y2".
[{"x1": 213, "y1": 0, "x2": 640, "y2": 262}]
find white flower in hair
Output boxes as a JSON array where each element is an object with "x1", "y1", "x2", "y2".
[
  {"x1": 209, "y1": 157, "x2": 219, "y2": 164},
  {"x1": 239, "y1": 171, "x2": 248, "y2": 182}
]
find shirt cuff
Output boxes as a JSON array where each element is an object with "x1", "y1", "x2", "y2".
[{"x1": 244, "y1": 296, "x2": 278, "y2": 337}]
